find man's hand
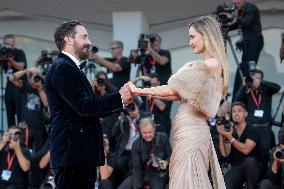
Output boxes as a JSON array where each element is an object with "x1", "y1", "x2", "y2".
[
  {"x1": 273, "y1": 148, "x2": 284, "y2": 164},
  {"x1": 9, "y1": 139, "x2": 21, "y2": 151},
  {"x1": 159, "y1": 160, "x2": 169, "y2": 170},
  {"x1": 2, "y1": 132, "x2": 10, "y2": 144},
  {"x1": 119, "y1": 84, "x2": 133, "y2": 106},
  {"x1": 216, "y1": 125, "x2": 233, "y2": 141}
]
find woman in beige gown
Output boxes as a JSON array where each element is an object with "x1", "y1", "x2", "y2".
[{"x1": 127, "y1": 16, "x2": 229, "y2": 188}]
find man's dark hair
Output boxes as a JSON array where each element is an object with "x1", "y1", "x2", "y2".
[
  {"x1": 253, "y1": 68, "x2": 264, "y2": 79},
  {"x1": 54, "y1": 20, "x2": 82, "y2": 51},
  {"x1": 148, "y1": 73, "x2": 160, "y2": 81},
  {"x1": 3, "y1": 34, "x2": 15, "y2": 41},
  {"x1": 231, "y1": 101, "x2": 247, "y2": 112}
]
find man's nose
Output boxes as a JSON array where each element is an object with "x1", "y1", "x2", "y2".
[{"x1": 87, "y1": 38, "x2": 92, "y2": 46}]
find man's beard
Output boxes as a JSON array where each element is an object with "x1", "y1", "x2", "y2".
[{"x1": 74, "y1": 41, "x2": 89, "y2": 61}]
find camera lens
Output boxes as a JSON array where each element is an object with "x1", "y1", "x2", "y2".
[
  {"x1": 33, "y1": 75, "x2": 41, "y2": 83},
  {"x1": 126, "y1": 103, "x2": 135, "y2": 112},
  {"x1": 97, "y1": 78, "x2": 105, "y2": 86}
]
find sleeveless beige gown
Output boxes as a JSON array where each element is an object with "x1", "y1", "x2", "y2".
[{"x1": 167, "y1": 61, "x2": 226, "y2": 189}]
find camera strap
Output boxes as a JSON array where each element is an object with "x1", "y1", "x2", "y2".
[
  {"x1": 250, "y1": 89, "x2": 262, "y2": 109},
  {"x1": 148, "y1": 99, "x2": 155, "y2": 113},
  {"x1": 7, "y1": 150, "x2": 16, "y2": 170},
  {"x1": 149, "y1": 57, "x2": 156, "y2": 67}
]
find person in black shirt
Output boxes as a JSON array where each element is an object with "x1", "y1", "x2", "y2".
[
  {"x1": 99, "y1": 135, "x2": 116, "y2": 189},
  {"x1": 9, "y1": 68, "x2": 48, "y2": 152},
  {"x1": 2, "y1": 34, "x2": 27, "y2": 128},
  {"x1": 0, "y1": 127, "x2": 31, "y2": 189},
  {"x1": 90, "y1": 40, "x2": 130, "y2": 89},
  {"x1": 132, "y1": 73, "x2": 172, "y2": 135},
  {"x1": 129, "y1": 33, "x2": 172, "y2": 85},
  {"x1": 259, "y1": 128, "x2": 284, "y2": 189},
  {"x1": 234, "y1": 68, "x2": 281, "y2": 176},
  {"x1": 220, "y1": 0, "x2": 264, "y2": 97},
  {"x1": 217, "y1": 102, "x2": 260, "y2": 189},
  {"x1": 118, "y1": 117, "x2": 171, "y2": 189}
]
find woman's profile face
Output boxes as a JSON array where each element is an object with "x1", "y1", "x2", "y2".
[{"x1": 189, "y1": 26, "x2": 205, "y2": 54}]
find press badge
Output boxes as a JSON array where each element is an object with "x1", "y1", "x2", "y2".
[
  {"x1": 1, "y1": 170, "x2": 12, "y2": 181},
  {"x1": 5, "y1": 69, "x2": 13, "y2": 77},
  {"x1": 107, "y1": 72, "x2": 113, "y2": 79},
  {"x1": 254, "y1": 110, "x2": 264, "y2": 118},
  {"x1": 150, "y1": 66, "x2": 156, "y2": 74}
]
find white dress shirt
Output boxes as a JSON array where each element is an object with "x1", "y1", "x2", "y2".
[{"x1": 62, "y1": 51, "x2": 81, "y2": 69}]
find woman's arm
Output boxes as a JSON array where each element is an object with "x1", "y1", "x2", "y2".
[{"x1": 127, "y1": 82, "x2": 180, "y2": 101}]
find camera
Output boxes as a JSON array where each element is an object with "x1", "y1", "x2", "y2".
[
  {"x1": 245, "y1": 61, "x2": 256, "y2": 88},
  {"x1": 126, "y1": 103, "x2": 136, "y2": 113},
  {"x1": 37, "y1": 50, "x2": 54, "y2": 76},
  {"x1": 138, "y1": 33, "x2": 157, "y2": 52},
  {"x1": 217, "y1": 117, "x2": 232, "y2": 132},
  {"x1": 32, "y1": 74, "x2": 44, "y2": 84},
  {"x1": 144, "y1": 80, "x2": 151, "y2": 88},
  {"x1": 9, "y1": 131, "x2": 21, "y2": 141},
  {"x1": 147, "y1": 153, "x2": 167, "y2": 177},
  {"x1": 96, "y1": 78, "x2": 105, "y2": 87},
  {"x1": 39, "y1": 50, "x2": 53, "y2": 64},
  {"x1": 91, "y1": 46, "x2": 99, "y2": 54},
  {"x1": 42, "y1": 176, "x2": 55, "y2": 189},
  {"x1": 275, "y1": 148, "x2": 284, "y2": 159},
  {"x1": 0, "y1": 44, "x2": 14, "y2": 69},
  {"x1": 216, "y1": 4, "x2": 236, "y2": 25}
]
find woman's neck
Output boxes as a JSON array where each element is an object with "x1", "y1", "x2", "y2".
[{"x1": 203, "y1": 50, "x2": 213, "y2": 60}]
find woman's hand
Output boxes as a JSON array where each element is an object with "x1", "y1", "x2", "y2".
[{"x1": 126, "y1": 81, "x2": 139, "y2": 96}]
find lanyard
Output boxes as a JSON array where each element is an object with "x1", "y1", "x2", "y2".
[
  {"x1": 25, "y1": 127, "x2": 29, "y2": 147},
  {"x1": 250, "y1": 89, "x2": 262, "y2": 109},
  {"x1": 148, "y1": 99, "x2": 155, "y2": 113},
  {"x1": 7, "y1": 150, "x2": 16, "y2": 170},
  {"x1": 149, "y1": 57, "x2": 156, "y2": 67}
]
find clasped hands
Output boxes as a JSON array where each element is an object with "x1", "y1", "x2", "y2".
[{"x1": 119, "y1": 81, "x2": 139, "y2": 106}]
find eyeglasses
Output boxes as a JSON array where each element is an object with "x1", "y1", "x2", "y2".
[{"x1": 109, "y1": 46, "x2": 120, "y2": 51}]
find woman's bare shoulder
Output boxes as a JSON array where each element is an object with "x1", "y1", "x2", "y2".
[{"x1": 204, "y1": 58, "x2": 222, "y2": 75}]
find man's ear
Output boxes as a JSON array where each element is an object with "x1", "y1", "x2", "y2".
[{"x1": 64, "y1": 35, "x2": 73, "y2": 46}]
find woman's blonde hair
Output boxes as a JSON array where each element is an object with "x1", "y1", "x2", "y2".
[{"x1": 189, "y1": 15, "x2": 229, "y2": 98}]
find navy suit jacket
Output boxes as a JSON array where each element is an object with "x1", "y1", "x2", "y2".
[{"x1": 45, "y1": 53, "x2": 124, "y2": 168}]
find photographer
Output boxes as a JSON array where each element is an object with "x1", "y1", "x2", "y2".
[
  {"x1": 112, "y1": 97, "x2": 147, "y2": 181},
  {"x1": 129, "y1": 34, "x2": 172, "y2": 85},
  {"x1": 219, "y1": 0, "x2": 264, "y2": 97},
  {"x1": 90, "y1": 40, "x2": 130, "y2": 89},
  {"x1": 0, "y1": 127, "x2": 31, "y2": 189},
  {"x1": 92, "y1": 71, "x2": 117, "y2": 97},
  {"x1": 234, "y1": 68, "x2": 281, "y2": 175},
  {"x1": 8, "y1": 67, "x2": 48, "y2": 152},
  {"x1": 259, "y1": 128, "x2": 284, "y2": 189},
  {"x1": 118, "y1": 117, "x2": 171, "y2": 189},
  {"x1": 217, "y1": 102, "x2": 260, "y2": 189},
  {"x1": 92, "y1": 71, "x2": 119, "y2": 143},
  {"x1": 35, "y1": 50, "x2": 59, "y2": 76},
  {"x1": 99, "y1": 135, "x2": 116, "y2": 189},
  {"x1": 132, "y1": 73, "x2": 172, "y2": 135},
  {"x1": 2, "y1": 34, "x2": 27, "y2": 128}
]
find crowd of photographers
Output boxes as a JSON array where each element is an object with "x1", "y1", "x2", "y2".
[{"x1": 0, "y1": 0, "x2": 284, "y2": 188}]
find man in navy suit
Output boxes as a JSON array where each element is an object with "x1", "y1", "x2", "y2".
[{"x1": 45, "y1": 21, "x2": 132, "y2": 189}]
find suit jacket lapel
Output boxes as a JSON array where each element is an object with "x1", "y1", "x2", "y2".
[{"x1": 58, "y1": 53, "x2": 93, "y2": 93}]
